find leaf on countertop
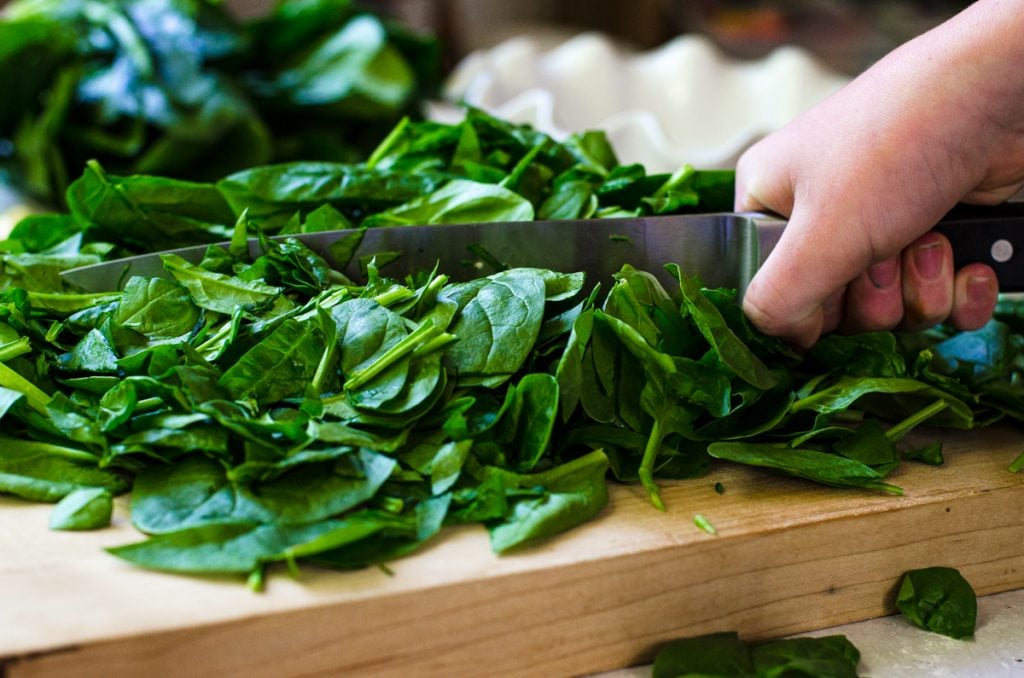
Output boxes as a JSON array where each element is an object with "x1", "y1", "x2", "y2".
[{"x1": 896, "y1": 566, "x2": 978, "y2": 640}]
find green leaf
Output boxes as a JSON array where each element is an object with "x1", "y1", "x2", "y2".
[
  {"x1": 66, "y1": 162, "x2": 236, "y2": 250},
  {"x1": 750, "y1": 635, "x2": 860, "y2": 678},
  {"x1": 364, "y1": 179, "x2": 534, "y2": 227},
  {"x1": 896, "y1": 566, "x2": 978, "y2": 639},
  {"x1": 49, "y1": 487, "x2": 113, "y2": 531},
  {"x1": 58, "y1": 328, "x2": 119, "y2": 373},
  {"x1": 793, "y1": 377, "x2": 974, "y2": 429},
  {"x1": 217, "y1": 162, "x2": 442, "y2": 229},
  {"x1": 115, "y1": 277, "x2": 200, "y2": 339},
  {"x1": 651, "y1": 631, "x2": 860, "y2": 678},
  {"x1": 163, "y1": 253, "x2": 282, "y2": 315},
  {"x1": 0, "y1": 437, "x2": 126, "y2": 502},
  {"x1": 497, "y1": 373, "x2": 559, "y2": 472},
  {"x1": 108, "y1": 519, "x2": 369, "y2": 574},
  {"x1": 708, "y1": 441, "x2": 903, "y2": 494},
  {"x1": 263, "y1": 15, "x2": 414, "y2": 113},
  {"x1": 220, "y1": 318, "x2": 324, "y2": 405},
  {"x1": 652, "y1": 632, "x2": 753, "y2": 678},
  {"x1": 489, "y1": 450, "x2": 609, "y2": 552},
  {"x1": 440, "y1": 268, "x2": 547, "y2": 387},
  {"x1": 670, "y1": 266, "x2": 777, "y2": 390},
  {"x1": 131, "y1": 451, "x2": 396, "y2": 534},
  {"x1": 903, "y1": 442, "x2": 945, "y2": 466}
]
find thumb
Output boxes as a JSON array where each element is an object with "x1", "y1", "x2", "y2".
[{"x1": 741, "y1": 208, "x2": 872, "y2": 348}]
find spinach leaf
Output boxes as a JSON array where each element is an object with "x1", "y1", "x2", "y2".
[
  {"x1": 115, "y1": 277, "x2": 200, "y2": 339},
  {"x1": 652, "y1": 631, "x2": 861, "y2": 678},
  {"x1": 130, "y1": 450, "x2": 395, "y2": 534},
  {"x1": 749, "y1": 635, "x2": 860, "y2": 678},
  {"x1": 163, "y1": 254, "x2": 282, "y2": 314},
  {"x1": 488, "y1": 450, "x2": 609, "y2": 553},
  {"x1": 652, "y1": 632, "x2": 753, "y2": 678},
  {"x1": 220, "y1": 318, "x2": 324, "y2": 405},
  {"x1": 0, "y1": 437, "x2": 126, "y2": 502},
  {"x1": 363, "y1": 179, "x2": 534, "y2": 227},
  {"x1": 708, "y1": 441, "x2": 903, "y2": 494},
  {"x1": 217, "y1": 162, "x2": 443, "y2": 229},
  {"x1": 896, "y1": 566, "x2": 977, "y2": 639},
  {"x1": 108, "y1": 519, "x2": 371, "y2": 575},
  {"x1": 440, "y1": 268, "x2": 547, "y2": 387},
  {"x1": 670, "y1": 265, "x2": 777, "y2": 390},
  {"x1": 49, "y1": 486, "x2": 113, "y2": 530},
  {"x1": 495, "y1": 373, "x2": 560, "y2": 472},
  {"x1": 66, "y1": 161, "x2": 237, "y2": 250}
]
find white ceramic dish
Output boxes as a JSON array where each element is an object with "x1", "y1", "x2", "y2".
[{"x1": 438, "y1": 32, "x2": 850, "y2": 171}]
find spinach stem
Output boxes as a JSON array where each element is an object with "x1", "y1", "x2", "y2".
[
  {"x1": 412, "y1": 332, "x2": 457, "y2": 358},
  {"x1": 1010, "y1": 451, "x2": 1024, "y2": 474},
  {"x1": 885, "y1": 399, "x2": 949, "y2": 443},
  {"x1": 0, "y1": 338, "x2": 32, "y2": 363},
  {"x1": 694, "y1": 513, "x2": 717, "y2": 535},
  {"x1": 372, "y1": 286, "x2": 416, "y2": 308},
  {"x1": 365, "y1": 116, "x2": 410, "y2": 168},
  {"x1": 247, "y1": 564, "x2": 266, "y2": 593},
  {"x1": 134, "y1": 397, "x2": 164, "y2": 414},
  {"x1": 311, "y1": 337, "x2": 338, "y2": 396},
  {"x1": 0, "y1": 362, "x2": 51, "y2": 415},
  {"x1": 345, "y1": 321, "x2": 439, "y2": 391},
  {"x1": 638, "y1": 417, "x2": 666, "y2": 511}
]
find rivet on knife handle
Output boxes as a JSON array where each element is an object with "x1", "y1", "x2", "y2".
[{"x1": 935, "y1": 203, "x2": 1024, "y2": 293}]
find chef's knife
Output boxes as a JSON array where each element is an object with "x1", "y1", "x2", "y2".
[{"x1": 61, "y1": 206, "x2": 1024, "y2": 293}]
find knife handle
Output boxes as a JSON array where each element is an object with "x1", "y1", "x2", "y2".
[{"x1": 935, "y1": 202, "x2": 1024, "y2": 293}]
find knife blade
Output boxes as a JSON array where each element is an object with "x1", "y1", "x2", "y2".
[
  {"x1": 60, "y1": 206, "x2": 1024, "y2": 293},
  {"x1": 61, "y1": 213, "x2": 784, "y2": 293}
]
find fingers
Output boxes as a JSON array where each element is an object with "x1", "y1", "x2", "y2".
[
  {"x1": 899, "y1": 232, "x2": 954, "y2": 331},
  {"x1": 741, "y1": 204, "x2": 876, "y2": 348},
  {"x1": 832, "y1": 233, "x2": 999, "y2": 336},
  {"x1": 950, "y1": 263, "x2": 999, "y2": 330},
  {"x1": 840, "y1": 257, "x2": 904, "y2": 333}
]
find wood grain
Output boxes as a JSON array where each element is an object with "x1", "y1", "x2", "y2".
[{"x1": 2, "y1": 425, "x2": 1023, "y2": 677}]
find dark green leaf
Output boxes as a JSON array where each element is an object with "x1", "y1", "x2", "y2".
[
  {"x1": 708, "y1": 441, "x2": 903, "y2": 494},
  {"x1": 896, "y1": 566, "x2": 977, "y2": 639}
]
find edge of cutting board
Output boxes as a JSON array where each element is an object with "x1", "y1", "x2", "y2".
[{"x1": 2, "y1": 425, "x2": 1023, "y2": 677}]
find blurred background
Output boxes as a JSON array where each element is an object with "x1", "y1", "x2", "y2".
[{"x1": 227, "y1": 0, "x2": 972, "y2": 75}]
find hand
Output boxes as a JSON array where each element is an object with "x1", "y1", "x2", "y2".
[{"x1": 735, "y1": 0, "x2": 1024, "y2": 348}]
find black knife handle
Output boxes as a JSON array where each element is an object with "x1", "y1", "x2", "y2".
[{"x1": 935, "y1": 202, "x2": 1024, "y2": 293}]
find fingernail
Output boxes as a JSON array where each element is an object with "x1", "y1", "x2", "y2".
[
  {"x1": 913, "y1": 238, "x2": 945, "y2": 280},
  {"x1": 967, "y1": 275, "x2": 993, "y2": 304},
  {"x1": 867, "y1": 259, "x2": 898, "y2": 288}
]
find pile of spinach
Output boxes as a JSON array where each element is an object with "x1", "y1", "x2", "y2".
[
  {"x1": 1, "y1": 222, "x2": 613, "y2": 581},
  {"x1": 0, "y1": 0, "x2": 440, "y2": 205},
  {"x1": 2, "y1": 106, "x2": 1024, "y2": 585}
]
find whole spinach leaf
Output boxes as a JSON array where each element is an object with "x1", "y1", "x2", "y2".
[
  {"x1": 896, "y1": 566, "x2": 977, "y2": 639},
  {"x1": 440, "y1": 268, "x2": 547, "y2": 387}
]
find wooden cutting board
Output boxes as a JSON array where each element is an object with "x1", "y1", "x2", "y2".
[{"x1": 2, "y1": 425, "x2": 1023, "y2": 677}]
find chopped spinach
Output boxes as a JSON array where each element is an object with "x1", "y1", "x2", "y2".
[{"x1": 0, "y1": 79, "x2": 1023, "y2": 587}]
